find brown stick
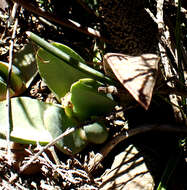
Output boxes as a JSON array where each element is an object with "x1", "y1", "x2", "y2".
[
  {"x1": 11, "y1": 0, "x2": 107, "y2": 41},
  {"x1": 19, "y1": 127, "x2": 75, "y2": 173},
  {"x1": 6, "y1": 3, "x2": 19, "y2": 165}
]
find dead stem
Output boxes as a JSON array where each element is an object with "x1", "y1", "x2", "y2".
[
  {"x1": 6, "y1": 5, "x2": 18, "y2": 164},
  {"x1": 156, "y1": 0, "x2": 184, "y2": 123},
  {"x1": 11, "y1": 0, "x2": 108, "y2": 42}
]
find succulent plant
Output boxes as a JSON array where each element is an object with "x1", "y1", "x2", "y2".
[
  {"x1": 0, "y1": 96, "x2": 109, "y2": 154},
  {"x1": 0, "y1": 97, "x2": 51, "y2": 144},
  {"x1": 0, "y1": 32, "x2": 117, "y2": 155},
  {"x1": 36, "y1": 42, "x2": 91, "y2": 101}
]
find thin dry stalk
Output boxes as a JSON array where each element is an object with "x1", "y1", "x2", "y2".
[
  {"x1": 156, "y1": 0, "x2": 184, "y2": 123},
  {"x1": 6, "y1": 6, "x2": 18, "y2": 164},
  {"x1": 11, "y1": 0, "x2": 106, "y2": 41},
  {"x1": 19, "y1": 127, "x2": 75, "y2": 173}
]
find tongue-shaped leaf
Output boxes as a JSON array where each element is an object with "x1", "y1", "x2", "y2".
[
  {"x1": 0, "y1": 76, "x2": 15, "y2": 100},
  {"x1": 0, "y1": 61, "x2": 25, "y2": 99},
  {"x1": 36, "y1": 42, "x2": 90, "y2": 101},
  {"x1": 44, "y1": 106, "x2": 87, "y2": 155},
  {"x1": 0, "y1": 97, "x2": 87, "y2": 154},
  {"x1": 0, "y1": 97, "x2": 51, "y2": 144},
  {"x1": 69, "y1": 78, "x2": 116, "y2": 120}
]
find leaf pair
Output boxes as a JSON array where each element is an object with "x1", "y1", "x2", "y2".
[
  {"x1": 0, "y1": 32, "x2": 160, "y2": 155},
  {"x1": 36, "y1": 41, "x2": 116, "y2": 120},
  {"x1": 0, "y1": 36, "x2": 116, "y2": 154}
]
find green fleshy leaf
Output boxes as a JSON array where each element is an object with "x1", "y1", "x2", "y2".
[
  {"x1": 44, "y1": 105, "x2": 87, "y2": 155},
  {"x1": 82, "y1": 122, "x2": 108, "y2": 144},
  {"x1": 36, "y1": 42, "x2": 90, "y2": 101},
  {"x1": 70, "y1": 78, "x2": 116, "y2": 120},
  {"x1": 0, "y1": 97, "x2": 52, "y2": 144},
  {"x1": 0, "y1": 76, "x2": 15, "y2": 101},
  {"x1": 0, "y1": 97, "x2": 87, "y2": 154},
  {"x1": 29, "y1": 32, "x2": 113, "y2": 90},
  {"x1": 0, "y1": 61, "x2": 25, "y2": 98},
  {"x1": 13, "y1": 42, "x2": 38, "y2": 88}
]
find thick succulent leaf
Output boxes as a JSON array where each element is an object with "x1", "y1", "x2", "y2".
[
  {"x1": 36, "y1": 42, "x2": 90, "y2": 101},
  {"x1": 0, "y1": 97, "x2": 52, "y2": 144},
  {"x1": 82, "y1": 122, "x2": 108, "y2": 144},
  {"x1": 0, "y1": 76, "x2": 14, "y2": 101},
  {"x1": 44, "y1": 106, "x2": 87, "y2": 155},
  {"x1": 70, "y1": 78, "x2": 116, "y2": 120},
  {"x1": 13, "y1": 42, "x2": 38, "y2": 88},
  {"x1": 29, "y1": 32, "x2": 112, "y2": 88},
  {"x1": 0, "y1": 61, "x2": 25, "y2": 98}
]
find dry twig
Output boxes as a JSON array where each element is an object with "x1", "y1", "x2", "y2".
[
  {"x1": 156, "y1": 0, "x2": 184, "y2": 123},
  {"x1": 19, "y1": 127, "x2": 75, "y2": 173},
  {"x1": 6, "y1": 3, "x2": 18, "y2": 164},
  {"x1": 11, "y1": 0, "x2": 107, "y2": 41}
]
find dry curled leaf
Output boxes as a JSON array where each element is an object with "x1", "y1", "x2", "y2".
[
  {"x1": 0, "y1": 0, "x2": 9, "y2": 11},
  {"x1": 103, "y1": 53, "x2": 160, "y2": 109}
]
